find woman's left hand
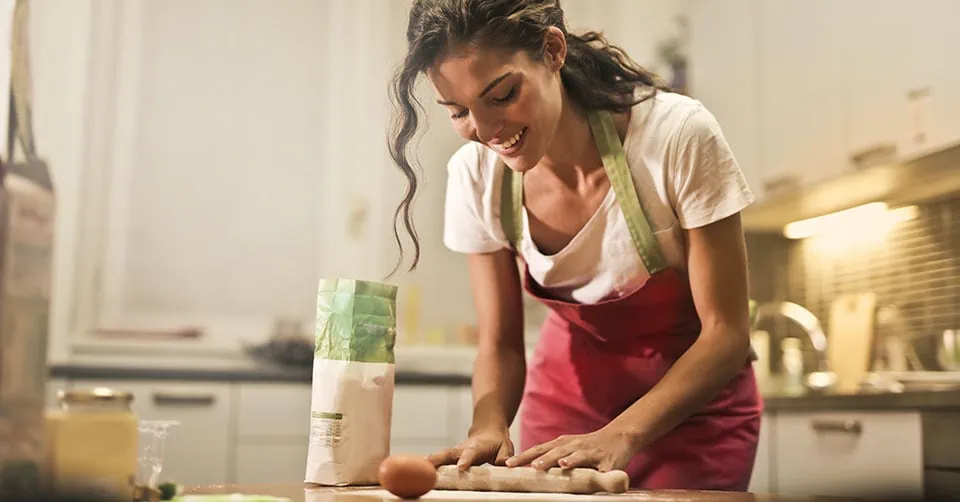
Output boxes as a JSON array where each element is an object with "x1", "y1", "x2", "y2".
[{"x1": 504, "y1": 426, "x2": 638, "y2": 472}]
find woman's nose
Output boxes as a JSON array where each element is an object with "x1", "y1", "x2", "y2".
[{"x1": 471, "y1": 111, "x2": 503, "y2": 144}]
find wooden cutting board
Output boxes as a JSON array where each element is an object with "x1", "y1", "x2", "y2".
[{"x1": 827, "y1": 292, "x2": 878, "y2": 393}]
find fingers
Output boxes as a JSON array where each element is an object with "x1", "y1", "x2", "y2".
[
  {"x1": 427, "y1": 446, "x2": 462, "y2": 467},
  {"x1": 531, "y1": 444, "x2": 577, "y2": 471},
  {"x1": 505, "y1": 437, "x2": 560, "y2": 467},
  {"x1": 557, "y1": 451, "x2": 590, "y2": 469},
  {"x1": 457, "y1": 445, "x2": 479, "y2": 470},
  {"x1": 494, "y1": 439, "x2": 515, "y2": 466}
]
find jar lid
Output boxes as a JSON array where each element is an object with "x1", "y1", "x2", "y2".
[{"x1": 59, "y1": 387, "x2": 134, "y2": 405}]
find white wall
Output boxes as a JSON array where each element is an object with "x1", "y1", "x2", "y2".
[{"x1": 27, "y1": 0, "x2": 685, "y2": 359}]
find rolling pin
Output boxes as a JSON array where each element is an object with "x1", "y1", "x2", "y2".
[{"x1": 434, "y1": 464, "x2": 629, "y2": 494}]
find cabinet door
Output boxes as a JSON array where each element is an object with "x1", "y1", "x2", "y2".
[
  {"x1": 72, "y1": 380, "x2": 233, "y2": 486},
  {"x1": 899, "y1": 0, "x2": 960, "y2": 160},
  {"x1": 748, "y1": 412, "x2": 773, "y2": 494},
  {"x1": 236, "y1": 383, "x2": 311, "y2": 438},
  {"x1": 233, "y1": 383, "x2": 311, "y2": 484},
  {"x1": 774, "y1": 411, "x2": 923, "y2": 499},
  {"x1": 839, "y1": 0, "x2": 910, "y2": 168},
  {"x1": 235, "y1": 443, "x2": 308, "y2": 485},
  {"x1": 687, "y1": 0, "x2": 764, "y2": 203},
  {"x1": 758, "y1": 0, "x2": 846, "y2": 189},
  {"x1": 391, "y1": 385, "x2": 454, "y2": 455}
]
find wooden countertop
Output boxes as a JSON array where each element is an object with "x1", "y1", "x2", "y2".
[{"x1": 182, "y1": 483, "x2": 859, "y2": 501}]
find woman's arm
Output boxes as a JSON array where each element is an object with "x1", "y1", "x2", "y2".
[
  {"x1": 429, "y1": 248, "x2": 527, "y2": 468},
  {"x1": 609, "y1": 211, "x2": 752, "y2": 448},
  {"x1": 507, "y1": 212, "x2": 752, "y2": 470},
  {"x1": 468, "y1": 249, "x2": 528, "y2": 434}
]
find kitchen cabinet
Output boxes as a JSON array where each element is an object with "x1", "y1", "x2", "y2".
[
  {"x1": 838, "y1": 0, "x2": 911, "y2": 169},
  {"x1": 44, "y1": 0, "x2": 482, "y2": 358},
  {"x1": 235, "y1": 442, "x2": 308, "y2": 485},
  {"x1": 748, "y1": 412, "x2": 773, "y2": 494},
  {"x1": 899, "y1": 0, "x2": 960, "y2": 161},
  {"x1": 232, "y1": 383, "x2": 311, "y2": 484},
  {"x1": 688, "y1": 0, "x2": 960, "y2": 202},
  {"x1": 688, "y1": 0, "x2": 850, "y2": 195},
  {"x1": 46, "y1": 373, "x2": 940, "y2": 495},
  {"x1": 773, "y1": 410, "x2": 924, "y2": 499},
  {"x1": 687, "y1": 0, "x2": 765, "y2": 203},
  {"x1": 757, "y1": 0, "x2": 846, "y2": 189},
  {"x1": 75, "y1": 379, "x2": 233, "y2": 486},
  {"x1": 390, "y1": 385, "x2": 457, "y2": 456}
]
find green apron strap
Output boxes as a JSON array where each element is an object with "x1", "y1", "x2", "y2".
[
  {"x1": 498, "y1": 109, "x2": 667, "y2": 274},
  {"x1": 588, "y1": 109, "x2": 667, "y2": 274}
]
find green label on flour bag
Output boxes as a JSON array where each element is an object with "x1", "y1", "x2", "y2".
[{"x1": 314, "y1": 278, "x2": 398, "y2": 364}]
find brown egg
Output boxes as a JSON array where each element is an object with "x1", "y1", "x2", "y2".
[{"x1": 378, "y1": 453, "x2": 437, "y2": 499}]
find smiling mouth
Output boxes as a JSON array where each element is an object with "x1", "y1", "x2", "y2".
[{"x1": 491, "y1": 127, "x2": 527, "y2": 156}]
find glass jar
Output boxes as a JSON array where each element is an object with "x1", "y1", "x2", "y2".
[{"x1": 45, "y1": 387, "x2": 138, "y2": 499}]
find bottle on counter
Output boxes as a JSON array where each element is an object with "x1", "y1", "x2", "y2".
[
  {"x1": 44, "y1": 387, "x2": 138, "y2": 500},
  {"x1": 750, "y1": 330, "x2": 771, "y2": 392},
  {"x1": 781, "y1": 337, "x2": 805, "y2": 395}
]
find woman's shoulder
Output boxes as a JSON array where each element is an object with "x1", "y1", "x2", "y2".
[
  {"x1": 443, "y1": 141, "x2": 511, "y2": 253},
  {"x1": 447, "y1": 141, "x2": 501, "y2": 184},
  {"x1": 628, "y1": 90, "x2": 724, "y2": 146}
]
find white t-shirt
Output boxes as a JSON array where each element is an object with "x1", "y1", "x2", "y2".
[{"x1": 442, "y1": 91, "x2": 754, "y2": 304}]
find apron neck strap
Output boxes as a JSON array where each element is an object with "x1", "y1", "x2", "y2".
[{"x1": 500, "y1": 109, "x2": 667, "y2": 275}]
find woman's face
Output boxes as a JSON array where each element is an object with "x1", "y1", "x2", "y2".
[{"x1": 426, "y1": 30, "x2": 567, "y2": 173}]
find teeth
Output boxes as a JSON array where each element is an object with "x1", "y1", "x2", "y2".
[{"x1": 496, "y1": 129, "x2": 524, "y2": 150}]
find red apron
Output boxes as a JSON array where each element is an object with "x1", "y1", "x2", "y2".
[{"x1": 499, "y1": 110, "x2": 762, "y2": 491}]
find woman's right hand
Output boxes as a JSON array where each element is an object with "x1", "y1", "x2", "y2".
[{"x1": 427, "y1": 426, "x2": 515, "y2": 470}]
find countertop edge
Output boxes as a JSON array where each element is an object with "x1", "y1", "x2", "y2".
[
  {"x1": 48, "y1": 363, "x2": 472, "y2": 386},
  {"x1": 48, "y1": 363, "x2": 960, "y2": 411}
]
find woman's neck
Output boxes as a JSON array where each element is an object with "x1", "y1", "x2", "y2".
[{"x1": 536, "y1": 92, "x2": 604, "y2": 188}]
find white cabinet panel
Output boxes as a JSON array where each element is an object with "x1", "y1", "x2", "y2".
[
  {"x1": 392, "y1": 385, "x2": 453, "y2": 441},
  {"x1": 234, "y1": 383, "x2": 311, "y2": 484},
  {"x1": 757, "y1": 0, "x2": 846, "y2": 189},
  {"x1": 774, "y1": 411, "x2": 923, "y2": 499},
  {"x1": 236, "y1": 383, "x2": 311, "y2": 438},
  {"x1": 235, "y1": 442, "x2": 308, "y2": 485},
  {"x1": 72, "y1": 379, "x2": 233, "y2": 486},
  {"x1": 839, "y1": 0, "x2": 911, "y2": 168},
  {"x1": 93, "y1": 0, "x2": 328, "y2": 340},
  {"x1": 687, "y1": 0, "x2": 764, "y2": 202},
  {"x1": 748, "y1": 412, "x2": 773, "y2": 494},
  {"x1": 899, "y1": 0, "x2": 960, "y2": 160}
]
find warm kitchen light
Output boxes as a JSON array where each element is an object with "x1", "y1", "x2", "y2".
[{"x1": 783, "y1": 202, "x2": 918, "y2": 240}]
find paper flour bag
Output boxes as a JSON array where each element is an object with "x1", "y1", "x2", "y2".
[{"x1": 305, "y1": 278, "x2": 398, "y2": 485}]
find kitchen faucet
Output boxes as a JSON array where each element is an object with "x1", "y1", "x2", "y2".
[{"x1": 752, "y1": 301, "x2": 837, "y2": 390}]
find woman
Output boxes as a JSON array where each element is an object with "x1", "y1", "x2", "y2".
[{"x1": 387, "y1": 0, "x2": 762, "y2": 491}]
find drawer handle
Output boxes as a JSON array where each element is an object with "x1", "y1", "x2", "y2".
[
  {"x1": 152, "y1": 393, "x2": 216, "y2": 407},
  {"x1": 811, "y1": 419, "x2": 862, "y2": 435},
  {"x1": 849, "y1": 142, "x2": 897, "y2": 168}
]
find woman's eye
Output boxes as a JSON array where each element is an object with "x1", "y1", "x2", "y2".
[
  {"x1": 451, "y1": 109, "x2": 468, "y2": 120},
  {"x1": 492, "y1": 86, "x2": 517, "y2": 104}
]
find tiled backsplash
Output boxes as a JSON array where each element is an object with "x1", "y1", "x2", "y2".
[{"x1": 746, "y1": 194, "x2": 960, "y2": 372}]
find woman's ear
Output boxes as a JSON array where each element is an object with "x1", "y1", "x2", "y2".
[{"x1": 542, "y1": 26, "x2": 567, "y2": 72}]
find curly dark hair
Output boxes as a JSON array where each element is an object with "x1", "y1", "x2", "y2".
[{"x1": 387, "y1": 0, "x2": 669, "y2": 274}]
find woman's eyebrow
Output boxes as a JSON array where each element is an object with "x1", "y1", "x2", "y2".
[{"x1": 436, "y1": 71, "x2": 514, "y2": 106}]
